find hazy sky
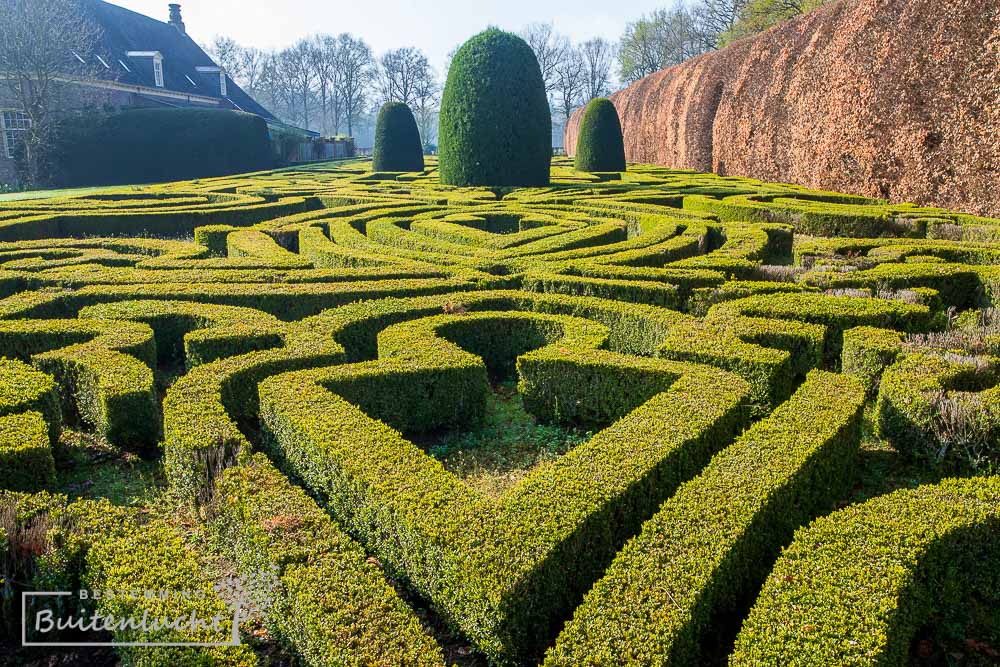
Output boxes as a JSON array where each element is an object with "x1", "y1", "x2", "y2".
[{"x1": 110, "y1": 0, "x2": 668, "y2": 73}]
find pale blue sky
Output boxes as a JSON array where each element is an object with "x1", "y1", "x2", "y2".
[{"x1": 110, "y1": 0, "x2": 670, "y2": 74}]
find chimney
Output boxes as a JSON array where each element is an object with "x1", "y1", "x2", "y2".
[{"x1": 168, "y1": 4, "x2": 185, "y2": 35}]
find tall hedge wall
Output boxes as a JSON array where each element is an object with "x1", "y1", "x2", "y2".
[{"x1": 44, "y1": 109, "x2": 273, "y2": 187}]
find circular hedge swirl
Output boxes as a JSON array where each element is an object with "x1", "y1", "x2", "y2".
[
  {"x1": 372, "y1": 102, "x2": 425, "y2": 173},
  {"x1": 438, "y1": 28, "x2": 551, "y2": 187},
  {"x1": 574, "y1": 98, "x2": 627, "y2": 173}
]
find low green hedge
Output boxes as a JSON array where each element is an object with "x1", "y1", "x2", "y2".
[
  {"x1": 731, "y1": 476, "x2": 1000, "y2": 666},
  {"x1": 802, "y1": 261, "x2": 983, "y2": 310},
  {"x1": 546, "y1": 370, "x2": 865, "y2": 665},
  {"x1": 195, "y1": 224, "x2": 239, "y2": 256},
  {"x1": 0, "y1": 358, "x2": 61, "y2": 443},
  {"x1": 226, "y1": 230, "x2": 310, "y2": 268},
  {"x1": 82, "y1": 517, "x2": 258, "y2": 666},
  {"x1": 658, "y1": 317, "x2": 801, "y2": 413},
  {"x1": 708, "y1": 292, "x2": 936, "y2": 362},
  {"x1": 521, "y1": 272, "x2": 681, "y2": 308},
  {"x1": 841, "y1": 326, "x2": 904, "y2": 394},
  {"x1": 0, "y1": 320, "x2": 157, "y2": 450},
  {"x1": 0, "y1": 412, "x2": 54, "y2": 492},
  {"x1": 259, "y1": 308, "x2": 751, "y2": 662},
  {"x1": 210, "y1": 453, "x2": 445, "y2": 665},
  {"x1": 876, "y1": 352, "x2": 1000, "y2": 466},
  {"x1": 161, "y1": 290, "x2": 690, "y2": 505},
  {"x1": 79, "y1": 300, "x2": 286, "y2": 369}
]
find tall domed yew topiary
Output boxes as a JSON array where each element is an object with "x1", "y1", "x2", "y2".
[
  {"x1": 574, "y1": 98, "x2": 627, "y2": 173},
  {"x1": 372, "y1": 102, "x2": 425, "y2": 172},
  {"x1": 438, "y1": 29, "x2": 551, "y2": 187}
]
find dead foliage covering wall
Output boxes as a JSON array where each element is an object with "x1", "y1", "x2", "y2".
[{"x1": 565, "y1": 0, "x2": 1000, "y2": 217}]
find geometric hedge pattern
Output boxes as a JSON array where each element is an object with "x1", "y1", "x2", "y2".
[{"x1": 1, "y1": 157, "x2": 998, "y2": 665}]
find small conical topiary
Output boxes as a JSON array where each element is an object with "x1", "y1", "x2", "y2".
[
  {"x1": 574, "y1": 98, "x2": 627, "y2": 173},
  {"x1": 372, "y1": 102, "x2": 425, "y2": 172},
  {"x1": 438, "y1": 28, "x2": 551, "y2": 187}
]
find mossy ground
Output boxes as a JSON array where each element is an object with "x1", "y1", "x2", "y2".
[{"x1": 414, "y1": 381, "x2": 591, "y2": 498}]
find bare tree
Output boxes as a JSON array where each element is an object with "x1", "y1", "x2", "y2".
[
  {"x1": 553, "y1": 47, "x2": 587, "y2": 123},
  {"x1": 579, "y1": 37, "x2": 616, "y2": 102},
  {"x1": 377, "y1": 47, "x2": 430, "y2": 106},
  {"x1": 618, "y1": 6, "x2": 708, "y2": 84},
  {"x1": 411, "y1": 66, "x2": 440, "y2": 148},
  {"x1": 334, "y1": 33, "x2": 374, "y2": 137},
  {"x1": 258, "y1": 52, "x2": 297, "y2": 124},
  {"x1": 209, "y1": 36, "x2": 243, "y2": 75},
  {"x1": 693, "y1": 0, "x2": 751, "y2": 47},
  {"x1": 237, "y1": 47, "x2": 268, "y2": 97},
  {"x1": 280, "y1": 39, "x2": 317, "y2": 130},
  {"x1": 309, "y1": 35, "x2": 340, "y2": 135},
  {"x1": 519, "y1": 23, "x2": 570, "y2": 97},
  {"x1": 208, "y1": 38, "x2": 268, "y2": 100},
  {"x1": 0, "y1": 0, "x2": 103, "y2": 186}
]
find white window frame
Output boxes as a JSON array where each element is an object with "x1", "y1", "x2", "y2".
[
  {"x1": 219, "y1": 71, "x2": 227, "y2": 97},
  {"x1": 152, "y1": 56, "x2": 164, "y2": 87},
  {"x1": 1, "y1": 111, "x2": 31, "y2": 160}
]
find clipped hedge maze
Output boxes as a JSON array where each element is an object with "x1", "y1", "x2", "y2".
[{"x1": 0, "y1": 157, "x2": 998, "y2": 665}]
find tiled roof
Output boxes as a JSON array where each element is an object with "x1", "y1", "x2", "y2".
[{"x1": 73, "y1": 0, "x2": 276, "y2": 121}]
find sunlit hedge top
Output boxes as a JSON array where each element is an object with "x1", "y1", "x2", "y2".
[
  {"x1": 438, "y1": 28, "x2": 551, "y2": 187},
  {"x1": 372, "y1": 102, "x2": 425, "y2": 173},
  {"x1": 575, "y1": 98, "x2": 626, "y2": 173}
]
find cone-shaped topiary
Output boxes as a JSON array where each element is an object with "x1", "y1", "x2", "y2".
[
  {"x1": 372, "y1": 102, "x2": 425, "y2": 172},
  {"x1": 438, "y1": 29, "x2": 551, "y2": 187},
  {"x1": 574, "y1": 98, "x2": 627, "y2": 173}
]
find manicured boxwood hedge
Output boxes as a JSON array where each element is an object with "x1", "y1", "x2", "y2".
[
  {"x1": 546, "y1": 370, "x2": 865, "y2": 665},
  {"x1": 210, "y1": 453, "x2": 445, "y2": 665},
  {"x1": 876, "y1": 352, "x2": 1000, "y2": 465},
  {"x1": 4, "y1": 148, "x2": 1000, "y2": 664},
  {"x1": 258, "y1": 305, "x2": 751, "y2": 662},
  {"x1": 731, "y1": 476, "x2": 1000, "y2": 666},
  {"x1": 841, "y1": 326, "x2": 904, "y2": 394},
  {"x1": 0, "y1": 320, "x2": 157, "y2": 450},
  {"x1": 0, "y1": 412, "x2": 54, "y2": 492}
]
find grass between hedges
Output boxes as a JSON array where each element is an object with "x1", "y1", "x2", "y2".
[{"x1": 412, "y1": 381, "x2": 592, "y2": 498}]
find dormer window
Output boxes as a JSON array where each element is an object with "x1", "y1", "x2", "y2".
[
  {"x1": 127, "y1": 51, "x2": 165, "y2": 88},
  {"x1": 196, "y1": 65, "x2": 227, "y2": 97}
]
